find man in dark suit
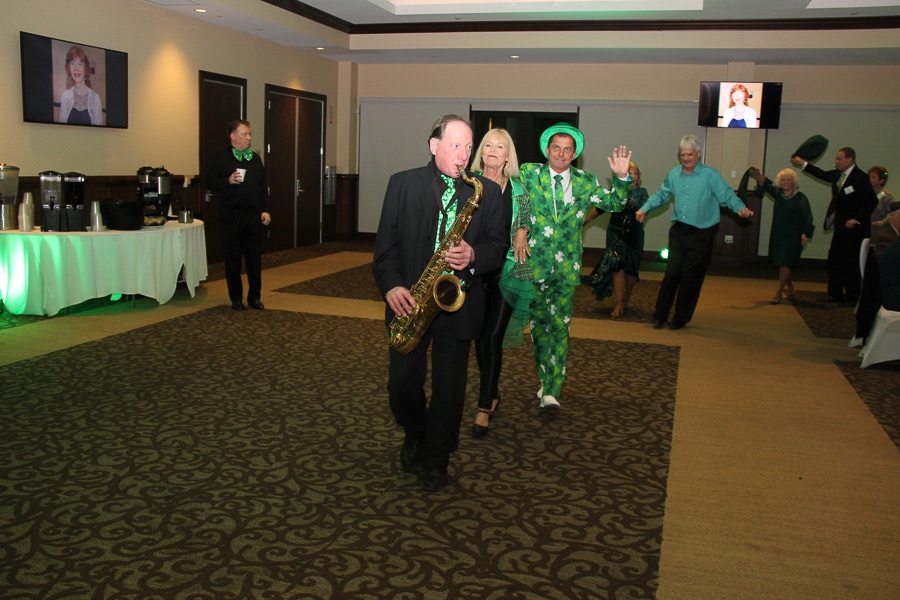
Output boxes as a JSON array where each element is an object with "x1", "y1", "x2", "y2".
[
  {"x1": 206, "y1": 119, "x2": 272, "y2": 311},
  {"x1": 791, "y1": 147, "x2": 877, "y2": 305},
  {"x1": 372, "y1": 115, "x2": 508, "y2": 493}
]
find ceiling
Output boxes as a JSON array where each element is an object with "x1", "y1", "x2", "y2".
[{"x1": 147, "y1": 0, "x2": 900, "y2": 65}]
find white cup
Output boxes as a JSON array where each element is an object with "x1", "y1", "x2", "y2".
[{"x1": 235, "y1": 168, "x2": 246, "y2": 183}]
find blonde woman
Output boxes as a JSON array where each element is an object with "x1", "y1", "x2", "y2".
[
  {"x1": 749, "y1": 166, "x2": 815, "y2": 303},
  {"x1": 468, "y1": 128, "x2": 533, "y2": 437}
]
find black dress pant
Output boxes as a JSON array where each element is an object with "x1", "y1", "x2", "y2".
[
  {"x1": 388, "y1": 313, "x2": 471, "y2": 470},
  {"x1": 654, "y1": 221, "x2": 716, "y2": 325},
  {"x1": 827, "y1": 230, "x2": 865, "y2": 304},
  {"x1": 220, "y1": 206, "x2": 262, "y2": 303}
]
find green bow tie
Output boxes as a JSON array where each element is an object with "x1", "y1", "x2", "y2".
[{"x1": 233, "y1": 147, "x2": 253, "y2": 161}]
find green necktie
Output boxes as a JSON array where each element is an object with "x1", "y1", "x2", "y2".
[
  {"x1": 553, "y1": 174, "x2": 565, "y2": 219},
  {"x1": 233, "y1": 147, "x2": 253, "y2": 161},
  {"x1": 437, "y1": 174, "x2": 458, "y2": 260},
  {"x1": 836, "y1": 171, "x2": 846, "y2": 192},
  {"x1": 440, "y1": 174, "x2": 456, "y2": 206}
]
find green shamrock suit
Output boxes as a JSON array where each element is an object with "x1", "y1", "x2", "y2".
[
  {"x1": 519, "y1": 163, "x2": 630, "y2": 285},
  {"x1": 519, "y1": 162, "x2": 630, "y2": 399}
]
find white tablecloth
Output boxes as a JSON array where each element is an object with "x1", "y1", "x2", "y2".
[{"x1": 0, "y1": 220, "x2": 208, "y2": 316}]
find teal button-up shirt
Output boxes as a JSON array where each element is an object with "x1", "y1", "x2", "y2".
[{"x1": 640, "y1": 162, "x2": 747, "y2": 229}]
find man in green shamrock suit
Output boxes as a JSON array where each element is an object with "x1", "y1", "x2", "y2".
[{"x1": 518, "y1": 123, "x2": 633, "y2": 410}]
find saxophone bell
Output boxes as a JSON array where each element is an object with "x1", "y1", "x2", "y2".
[{"x1": 433, "y1": 272, "x2": 465, "y2": 312}]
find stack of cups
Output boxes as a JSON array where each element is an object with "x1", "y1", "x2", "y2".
[
  {"x1": 18, "y1": 192, "x2": 34, "y2": 232},
  {"x1": 90, "y1": 200, "x2": 104, "y2": 231}
]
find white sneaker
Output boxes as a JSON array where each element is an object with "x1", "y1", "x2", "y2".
[{"x1": 540, "y1": 395, "x2": 560, "y2": 411}]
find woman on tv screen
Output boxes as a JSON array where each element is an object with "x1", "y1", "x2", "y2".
[
  {"x1": 58, "y1": 45, "x2": 103, "y2": 126},
  {"x1": 722, "y1": 83, "x2": 758, "y2": 128}
]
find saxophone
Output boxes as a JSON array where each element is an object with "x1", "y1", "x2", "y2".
[{"x1": 388, "y1": 167, "x2": 484, "y2": 355}]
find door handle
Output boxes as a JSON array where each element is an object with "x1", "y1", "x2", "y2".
[{"x1": 297, "y1": 179, "x2": 304, "y2": 193}]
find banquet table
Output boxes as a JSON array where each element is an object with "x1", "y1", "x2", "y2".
[{"x1": 0, "y1": 220, "x2": 208, "y2": 316}]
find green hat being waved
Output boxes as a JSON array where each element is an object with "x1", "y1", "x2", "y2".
[{"x1": 540, "y1": 122, "x2": 585, "y2": 160}]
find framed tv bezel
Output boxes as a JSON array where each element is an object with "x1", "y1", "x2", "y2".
[
  {"x1": 698, "y1": 81, "x2": 783, "y2": 130},
  {"x1": 20, "y1": 31, "x2": 128, "y2": 129}
]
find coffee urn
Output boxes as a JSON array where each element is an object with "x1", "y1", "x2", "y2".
[
  {"x1": 0, "y1": 163, "x2": 19, "y2": 230},
  {"x1": 137, "y1": 165, "x2": 173, "y2": 224},
  {"x1": 64, "y1": 172, "x2": 86, "y2": 231},
  {"x1": 40, "y1": 170, "x2": 65, "y2": 231}
]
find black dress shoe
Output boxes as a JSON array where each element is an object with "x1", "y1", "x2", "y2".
[
  {"x1": 651, "y1": 320, "x2": 666, "y2": 329},
  {"x1": 248, "y1": 299, "x2": 265, "y2": 310},
  {"x1": 420, "y1": 467, "x2": 448, "y2": 492},
  {"x1": 816, "y1": 296, "x2": 838, "y2": 303},
  {"x1": 231, "y1": 301, "x2": 245, "y2": 311},
  {"x1": 399, "y1": 439, "x2": 422, "y2": 472},
  {"x1": 669, "y1": 321, "x2": 686, "y2": 330}
]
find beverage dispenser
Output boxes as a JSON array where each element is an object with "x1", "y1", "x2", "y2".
[
  {"x1": 64, "y1": 172, "x2": 86, "y2": 231},
  {"x1": 0, "y1": 163, "x2": 19, "y2": 231},
  {"x1": 40, "y1": 170, "x2": 64, "y2": 231}
]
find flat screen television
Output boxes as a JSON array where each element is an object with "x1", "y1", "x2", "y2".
[
  {"x1": 20, "y1": 31, "x2": 128, "y2": 129},
  {"x1": 698, "y1": 81, "x2": 782, "y2": 130}
]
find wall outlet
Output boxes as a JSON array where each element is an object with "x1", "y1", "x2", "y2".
[{"x1": 724, "y1": 235, "x2": 734, "y2": 244}]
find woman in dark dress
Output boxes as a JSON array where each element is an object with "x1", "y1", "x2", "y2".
[
  {"x1": 584, "y1": 162, "x2": 648, "y2": 316},
  {"x1": 749, "y1": 166, "x2": 815, "y2": 303}
]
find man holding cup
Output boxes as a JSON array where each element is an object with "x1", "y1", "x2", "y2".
[{"x1": 206, "y1": 119, "x2": 272, "y2": 311}]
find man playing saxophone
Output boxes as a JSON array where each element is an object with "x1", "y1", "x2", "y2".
[{"x1": 372, "y1": 114, "x2": 509, "y2": 493}]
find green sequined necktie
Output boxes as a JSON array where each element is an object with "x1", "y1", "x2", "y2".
[{"x1": 437, "y1": 174, "x2": 458, "y2": 257}]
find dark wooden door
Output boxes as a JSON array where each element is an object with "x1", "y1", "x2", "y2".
[
  {"x1": 265, "y1": 85, "x2": 326, "y2": 248},
  {"x1": 198, "y1": 71, "x2": 246, "y2": 263}
]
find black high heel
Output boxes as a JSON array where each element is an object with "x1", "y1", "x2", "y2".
[
  {"x1": 488, "y1": 396, "x2": 501, "y2": 420},
  {"x1": 471, "y1": 408, "x2": 492, "y2": 438}
]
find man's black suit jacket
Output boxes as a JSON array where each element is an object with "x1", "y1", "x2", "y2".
[
  {"x1": 372, "y1": 162, "x2": 509, "y2": 340},
  {"x1": 803, "y1": 162, "x2": 877, "y2": 237}
]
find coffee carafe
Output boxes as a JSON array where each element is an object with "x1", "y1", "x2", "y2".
[
  {"x1": 137, "y1": 165, "x2": 172, "y2": 223},
  {"x1": 0, "y1": 163, "x2": 19, "y2": 231}
]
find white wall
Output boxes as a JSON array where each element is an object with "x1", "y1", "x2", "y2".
[
  {"x1": 356, "y1": 61, "x2": 900, "y2": 259},
  {"x1": 4, "y1": 0, "x2": 342, "y2": 179}
]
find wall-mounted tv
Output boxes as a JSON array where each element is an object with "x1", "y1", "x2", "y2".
[
  {"x1": 20, "y1": 31, "x2": 128, "y2": 129},
  {"x1": 698, "y1": 81, "x2": 783, "y2": 130}
]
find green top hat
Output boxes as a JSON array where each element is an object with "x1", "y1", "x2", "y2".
[
  {"x1": 540, "y1": 123, "x2": 585, "y2": 159},
  {"x1": 792, "y1": 135, "x2": 829, "y2": 162}
]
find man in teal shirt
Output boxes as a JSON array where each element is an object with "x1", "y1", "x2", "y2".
[
  {"x1": 519, "y1": 123, "x2": 632, "y2": 410},
  {"x1": 636, "y1": 134, "x2": 754, "y2": 329}
]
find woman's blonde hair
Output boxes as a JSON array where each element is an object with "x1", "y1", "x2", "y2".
[
  {"x1": 776, "y1": 168, "x2": 800, "y2": 190},
  {"x1": 471, "y1": 128, "x2": 521, "y2": 179}
]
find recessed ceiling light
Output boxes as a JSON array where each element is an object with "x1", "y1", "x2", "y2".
[
  {"x1": 194, "y1": 8, "x2": 206, "y2": 13},
  {"x1": 510, "y1": 55, "x2": 520, "y2": 59},
  {"x1": 316, "y1": 47, "x2": 325, "y2": 51}
]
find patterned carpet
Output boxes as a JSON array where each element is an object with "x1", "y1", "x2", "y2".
[
  {"x1": 275, "y1": 255, "x2": 899, "y2": 453},
  {"x1": 3, "y1": 242, "x2": 897, "y2": 598},
  {"x1": 0, "y1": 308, "x2": 676, "y2": 599}
]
